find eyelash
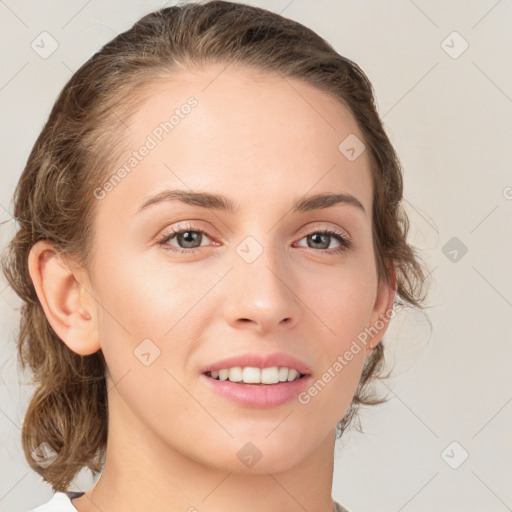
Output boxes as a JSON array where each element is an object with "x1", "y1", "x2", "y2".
[{"x1": 156, "y1": 223, "x2": 353, "y2": 255}]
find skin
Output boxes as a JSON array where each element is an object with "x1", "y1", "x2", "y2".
[{"x1": 28, "y1": 63, "x2": 396, "y2": 512}]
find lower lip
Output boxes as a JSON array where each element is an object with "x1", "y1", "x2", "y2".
[{"x1": 200, "y1": 373, "x2": 312, "y2": 408}]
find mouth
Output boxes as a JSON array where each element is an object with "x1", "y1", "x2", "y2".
[
  {"x1": 204, "y1": 366, "x2": 306, "y2": 385},
  {"x1": 200, "y1": 367, "x2": 312, "y2": 408}
]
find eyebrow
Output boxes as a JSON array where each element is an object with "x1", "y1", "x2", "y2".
[{"x1": 135, "y1": 189, "x2": 366, "y2": 215}]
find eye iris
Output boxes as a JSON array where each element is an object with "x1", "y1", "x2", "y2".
[
  {"x1": 178, "y1": 231, "x2": 201, "y2": 248},
  {"x1": 309, "y1": 233, "x2": 330, "y2": 249}
]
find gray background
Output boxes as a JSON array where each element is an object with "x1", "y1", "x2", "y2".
[{"x1": 1, "y1": 1, "x2": 511, "y2": 511}]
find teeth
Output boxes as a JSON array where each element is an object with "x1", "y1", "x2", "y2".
[
  {"x1": 208, "y1": 366, "x2": 303, "y2": 384},
  {"x1": 261, "y1": 367, "x2": 279, "y2": 384},
  {"x1": 287, "y1": 369, "x2": 299, "y2": 381},
  {"x1": 228, "y1": 367, "x2": 243, "y2": 382},
  {"x1": 243, "y1": 367, "x2": 260, "y2": 383},
  {"x1": 278, "y1": 367, "x2": 289, "y2": 382}
]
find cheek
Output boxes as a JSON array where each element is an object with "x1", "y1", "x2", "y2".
[
  {"x1": 92, "y1": 253, "x2": 212, "y2": 395},
  {"x1": 94, "y1": 250, "x2": 202, "y2": 338},
  {"x1": 92, "y1": 259, "x2": 198, "y2": 420},
  {"x1": 299, "y1": 338, "x2": 367, "y2": 427},
  {"x1": 303, "y1": 264, "x2": 377, "y2": 342},
  {"x1": 297, "y1": 266, "x2": 375, "y2": 410},
  {"x1": 105, "y1": 344, "x2": 205, "y2": 454}
]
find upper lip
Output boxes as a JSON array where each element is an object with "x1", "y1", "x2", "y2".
[{"x1": 202, "y1": 352, "x2": 312, "y2": 375}]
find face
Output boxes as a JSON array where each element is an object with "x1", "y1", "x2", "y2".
[{"x1": 79, "y1": 64, "x2": 394, "y2": 473}]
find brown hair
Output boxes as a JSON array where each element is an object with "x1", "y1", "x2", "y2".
[{"x1": 1, "y1": 0, "x2": 430, "y2": 493}]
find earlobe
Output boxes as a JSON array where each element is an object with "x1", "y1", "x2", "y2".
[
  {"x1": 27, "y1": 240, "x2": 100, "y2": 356},
  {"x1": 366, "y1": 268, "x2": 398, "y2": 356}
]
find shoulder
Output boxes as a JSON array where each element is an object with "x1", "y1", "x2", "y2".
[
  {"x1": 334, "y1": 499, "x2": 353, "y2": 512},
  {"x1": 21, "y1": 491, "x2": 82, "y2": 512}
]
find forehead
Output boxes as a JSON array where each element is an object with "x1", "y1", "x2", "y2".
[
  {"x1": 132, "y1": 63, "x2": 365, "y2": 144},
  {"x1": 97, "y1": 63, "x2": 373, "y2": 217}
]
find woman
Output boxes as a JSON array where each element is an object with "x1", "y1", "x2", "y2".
[{"x1": 2, "y1": 1, "x2": 429, "y2": 511}]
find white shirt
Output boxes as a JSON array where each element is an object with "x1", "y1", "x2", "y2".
[
  {"x1": 26, "y1": 492, "x2": 82, "y2": 511},
  {"x1": 25, "y1": 491, "x2": 352, "y2": 511}
]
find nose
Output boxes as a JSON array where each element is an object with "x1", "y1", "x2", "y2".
[{"x1": 222, "y1": 241, "x2": 301, "y2": 335}]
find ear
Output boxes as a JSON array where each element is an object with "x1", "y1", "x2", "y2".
[
  {"x1": 366, "y1": 267, "x2": 398, "y2": 356},
  {"x1": 27, "y1": 240, "x2": 100, "y2": 356}
]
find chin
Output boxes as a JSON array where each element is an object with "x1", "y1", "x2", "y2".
[{"x1": 198, "y1": 435, "x2": 312, "y2": 475}]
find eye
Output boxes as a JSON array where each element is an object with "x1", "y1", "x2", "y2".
[
  {"x1": 295, "y1": 228, "x2": 352, "y2": 254},
  {"x1": 156, "y1": 224, "x2": 352, "y2": 255},
  {"x1": 156, "y1": 223, "x2": 214, "y2": 255}
]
